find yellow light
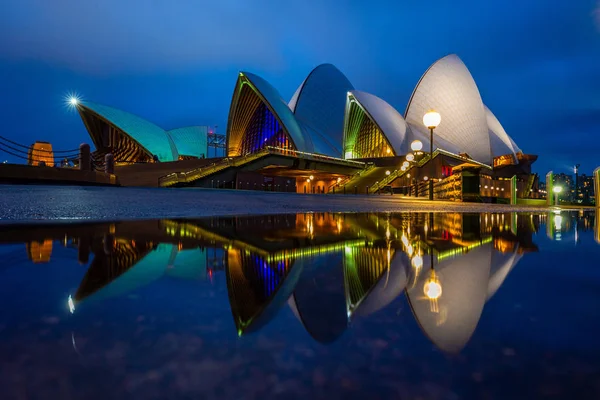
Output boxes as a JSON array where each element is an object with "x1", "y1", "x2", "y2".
[
  {"x1": 411, "y1": 255, "x2": 423, "y2": 268},
  {"x1": 386, "y1": 147, "x2": 391, "y2": 154},
  {"x1": 337, "y1": 177, "x2": 342, "y2": 182},
  {"x1": 407, "y1": 173, "x2": 411, "y2": 178},
  {"x1": 407, "y1": 244, "x2": 414, "y2": 256},
  {"x1": 306, "y1": 178, "x2": 310, "y2": 183},
  {"x1": 423, "y1": 110, "x2": 441, "y2": 129},
  {"x1": 423, "y1": 176, "x2": 429, "y2": 181},
  {"x1": 385, "y1": 170, "x2": 391, "y2": 176},
  {"x1": 401, "y1": 166, "x2": 407, "y2": 171},
  {"x1": 309, "y1": 175, "x2": 314, "y2": 180},
  {"x1": 402, "y1": 161, "x2": 409, "y2": 168},
  {"x1": 410, "y1": 140, "x2": 423, "y2": 152},
  {"x1": 401, "y1": 233, "x2": 409, "y2": 247},
  {"x1": 424, "y1": 280, "x2": 442, "y2": 299},
  {"x1": 553, "y1": 186, "x2": 562, "y2": 193},
  {"x1": 406, "y1": 153, "x2": 414, "y2": 162}
]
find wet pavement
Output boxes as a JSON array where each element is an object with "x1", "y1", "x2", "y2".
[{"x1": 0, "y1": 185, "x2": 575, "y2": 222}]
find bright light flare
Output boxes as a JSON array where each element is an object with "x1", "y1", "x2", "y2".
[{"x1": 64, "y1": 92, "x2": 82, "y2": 110}]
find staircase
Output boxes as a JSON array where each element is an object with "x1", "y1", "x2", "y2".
[
  {"x1": 159, "y1": 149, "x2": 270, "y2": 187},
  {"x1": 331, "y1": 166, "x2": 393, "y2": 194}
]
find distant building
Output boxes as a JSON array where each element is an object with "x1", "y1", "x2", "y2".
[
  {"x1": 577, "y1": 174, "x2": 595, "y2": 204},
  {"x1": 27, "y1": 141, "x2": 54, "y2": 167}
]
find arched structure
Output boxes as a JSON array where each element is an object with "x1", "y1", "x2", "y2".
[
  {"x1": 226, "y1": 72, "x2": 308, "y2": 157},
  {"x1": 485, "y1": 106, "x2": 523, "y2": 167},
  {"x1": 289, "y1": 64, "x2": 354, "y2": 157},
  {"x1": 167, "y1": 126, "x2": 208, "y2": 159},
  {"x1": 77, "y1": 101, "x2": 179, "y2": 162},
  {"x1": 343, "y1": 91, "x2": 412, "y2": 159},
  {"x1": 405, "y1": 55, "x2": 491, "y2": 164}
]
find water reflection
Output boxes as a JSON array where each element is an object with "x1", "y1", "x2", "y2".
[{"x1": 1, "y1": 211, "x2": 595, "y2": 353}]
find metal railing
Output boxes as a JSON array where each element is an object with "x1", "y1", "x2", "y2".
[
  {"x1": 159, "y1": 146, "x2": 367, "y2": 187},
  {"x1": 328, "y1": 163, "x2": 375, "y2": 193}
]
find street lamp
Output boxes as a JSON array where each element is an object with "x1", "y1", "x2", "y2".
[
  {"x1": 385, "y1": 170, "x2": 391, "y2": 176},
  {"x1": 574, "y1": 164, "x2": 580, "y2": 202},
  {"x1": 411, "y1": 140, "x2": 423, "y2": 153},
  {"x1": 406, "y1": 153, "x2": 414, "y2": 162},
  {"x1": 423, "y1": 110, "x2": 441, "y2": 200},
  {"x1": 553, "y1": 185, "x2": 562, "y2": 206}
]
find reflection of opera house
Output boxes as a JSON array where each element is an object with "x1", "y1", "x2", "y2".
[
  {"x1": 73, "y1": 55, "x2": 539, "y2": 199},
  {"x1": 2, "y1": 212, "x2": 540, "y2": 353}
]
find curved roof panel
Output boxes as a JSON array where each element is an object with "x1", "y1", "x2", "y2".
[
  {"x1": 487, "y1": 250, "x2": 521, "y2": 301},
  {"x1": 353, "y1": 251, "x2": 408, "y2": 317},
  {"x1": 167, "y1": 126, "x2": 208, "y2": 158},
  {"x1": 485, "y1": 106, "x2": 521, "y2": 157},
  {"x1": 290, "y1": 64, "x2": 354, "y2": 157},
  {"x1": 349, "y1": 90, "x2": 411, "y2": 155},
  {"x1": 407, "y1": 245, "x2": 491, "y2": 353},
  {"x1": 405, "y1": 55, "x2": 491, "y2": 164},
  {"x1": 234, "y1": 72, "x2": 311, "y2": 153},
  {"x1": 79, "y1": 101, "x2": 178, "y2": 162}
]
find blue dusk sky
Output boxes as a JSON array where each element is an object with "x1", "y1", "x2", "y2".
[{"x1": 0, "y1": 0, "x2": 599, "y2": 175}]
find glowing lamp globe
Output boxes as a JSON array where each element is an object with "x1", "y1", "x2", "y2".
[
  {"x1": 385, "y1": 170, "x2": 391, "y2": 176},
  {"x1": 309, "y1": 175, "x2": 314, "y2": 181},
  {"x1": 402, "y1": 161, "x2": 409, "y2": 168},
  {"x1": 406, "y1": 153, "x2": 415, "y2": 162},
  {"x1": 423, "y1": 176, "x2": 429, "y2": 181},
  {"x1": 410, "y1": 140, "x2": 423, "y2": 152},
  {"x1": 411, "y1": 255, "x2": 423, "y2": 269},
  {"x1": 424, "y1": 280, "x2": 442, "y2": 300},
  {"x1": 423, "y1": 110, "x2": 441, "y2": 129},
  {"x1": 553, "y1": 186, "x2": 562, "y2": 193},
  {"x1": 401, "y1": 166, "x2": 407, "y2": 172}
]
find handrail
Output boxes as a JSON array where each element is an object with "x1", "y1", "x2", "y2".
[{"x1": 328, "y1": 163, "x2": 375, "y2": 193}]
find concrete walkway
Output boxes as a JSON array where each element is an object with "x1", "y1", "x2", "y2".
[{"x1": 0, "y1": 185, "x2": 594, "y2": 222}]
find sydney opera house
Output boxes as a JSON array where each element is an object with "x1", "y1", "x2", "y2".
[{"x1": 73, "y1": 55, "x2": 538, "y2": 197}]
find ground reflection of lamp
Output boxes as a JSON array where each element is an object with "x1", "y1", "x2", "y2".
[
  {"x1": 411, "y1": 254, "x2": 423, "y2": 269},
  {"x1": 424, "y1": 268, "x2": 442, "y2": 313},
  {"x1": 68, "y1": 295, "x2": 75, "y2": 314}
]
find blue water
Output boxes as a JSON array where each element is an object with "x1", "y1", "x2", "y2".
[{"x1": 0, "y1": 212, "x2": 599, "y2": 399}]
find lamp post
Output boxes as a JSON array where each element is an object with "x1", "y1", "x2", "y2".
[
  {"x1": 574, "y1": 164, "x2": 580, "y2": 202},
  {"x1": 553, "y1": 185, "x2": 562, "y2": 206},
  {"x1": 423, "y1": 111, "x2": 441, "y2": 200}
]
